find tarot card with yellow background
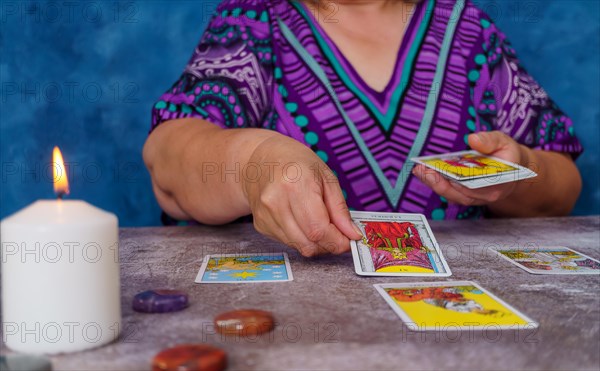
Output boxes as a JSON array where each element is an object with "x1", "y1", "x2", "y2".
[
  {"x1": 195, "y1": 253, "x2": 293, "y2": 283},
  {"x1": 412, "y1": 150, "x2": 537, "y2": 189},
  {"x1": 412, "y1": 150, "x2": 520, "y2": 180},
  {"x1": 374, "y1": 281, "x2": 538, "y2": 331},
  {"x1": 495, "y1": 246, "x2": 600, "y2": 275}
]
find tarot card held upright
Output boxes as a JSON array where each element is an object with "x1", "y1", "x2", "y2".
[{"x1": 350, "y1": 211, "x2": 451, "y2": 277}]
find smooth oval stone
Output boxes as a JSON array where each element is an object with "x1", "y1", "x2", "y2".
[
  {"x1": 214, "y1": 309, "x2": 275, "y2": 336},
  {"x1": 152, "y1": 344, "x2": 226, "y2": 371},
  {"x1": 132, "y1": 290, "x2": 188, "y2": 313},
  {"x1": 0, "y1": 354, "x2": 52, "y2": 371}
]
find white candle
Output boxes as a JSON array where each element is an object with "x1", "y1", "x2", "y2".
[{"x1": 1, "y1": 148, "x2": 121, "y2": 354}]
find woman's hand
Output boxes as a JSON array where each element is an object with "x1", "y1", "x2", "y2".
[
  {"x1": 412, "y1": 131, "x2": 531, "y2": 207},
  {"x1": 242, "y1": 135, "x2": 362, "y2": 257}
]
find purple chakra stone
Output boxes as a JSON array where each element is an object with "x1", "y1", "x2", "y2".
[{"x1": 132, "y1": 289, "x2": 189, "y2": 313}]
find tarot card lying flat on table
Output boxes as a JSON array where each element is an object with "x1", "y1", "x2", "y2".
[
  {"x1": 494, "y1": 246, "x2": 600, "y2": 275},
  {"x1": 374, "y1": 281, "x2": 539, "y2": 331},
  {"x1": 195, "y1": 253, "x2": 293, "y2": 283},
  {"x1": 411, "y1": 150, "x2": 537, "y2": 189},
  {"x1": 350, "y1": 211, "x2": 451, "y2": 277}
]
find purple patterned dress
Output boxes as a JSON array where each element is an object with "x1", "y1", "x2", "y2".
[{"x1": 151, "y1": 0, "x2": 582, "y2": 222}]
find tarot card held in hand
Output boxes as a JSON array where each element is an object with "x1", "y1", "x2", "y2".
[
  {"x1": 374, "y1": 281, "x2": 539, "y2": 331},
  {"x1": 494, "y1": 247, "x2": 600, "y2": 275},
  {"x1": 195, "y1": 253, "x2": 293, "y2": 283},
  {"x1": 411, "y1": 150, "x2": 537, "y2": 189},
  {"x1": 350, "y1": 211, "x2": 451, "y2": 276}
]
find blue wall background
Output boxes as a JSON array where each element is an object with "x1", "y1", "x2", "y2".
[{"x1": 1, "y1": 0, "x2": 599, "y2": 226}]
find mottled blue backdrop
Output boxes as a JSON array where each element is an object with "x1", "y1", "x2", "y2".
[{"x1": 1, "y1": 0, "x2": 599, "y2": 226}]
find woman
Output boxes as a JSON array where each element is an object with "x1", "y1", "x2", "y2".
[{"x1": 143, "y1": 0, "x2": 582, "y2": 257}]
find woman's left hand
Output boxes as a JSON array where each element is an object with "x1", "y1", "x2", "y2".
[{"x1": 412, "y1": 131, "x2": 530, "y2": 206}]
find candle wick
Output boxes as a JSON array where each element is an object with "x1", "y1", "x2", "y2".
[{"x1": 57, "y1": 192, "x2": 66, "y2": 200}]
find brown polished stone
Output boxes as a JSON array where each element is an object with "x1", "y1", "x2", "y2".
[
  {"x1": 151, "y1": 344, "x2": 226, "y2": 371},
  {"x1": 214, "y1": 309, "x2": 275, "y2": 336}
]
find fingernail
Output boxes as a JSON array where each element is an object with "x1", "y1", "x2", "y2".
[{"x1": 352, "y1": 223, "x2": 363, "y2": 238}]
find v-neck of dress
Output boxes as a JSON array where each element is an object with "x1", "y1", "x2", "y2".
[
  {"x1": 293, "y1": 0, "x2": 432, "y2": 132},
  {"x1": 279, "y1": 0, "x2": 466, "y2": 208}
]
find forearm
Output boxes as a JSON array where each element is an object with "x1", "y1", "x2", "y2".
[
  {"x1": 143, "y1": 118, "x2": 280, "y2": 224},
  {"x1": 488, "y1": 147, "x2": 582, "y2": 217}
]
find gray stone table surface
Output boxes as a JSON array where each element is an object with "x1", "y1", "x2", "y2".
[{"x1": 2, "y1": 216, "x2": 600, "y2": 370}]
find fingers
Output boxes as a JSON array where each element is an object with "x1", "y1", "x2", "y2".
[
  {"x1": 447, "y1": 181, "x2": 509, "y2": 204},
  {"x1": 252, "y1": 205, "x2": 288, "y2": 243},
  {"x1": 289, "y1": 189, "x2": 350, "y2": 256},
  {"x1": 276, "y1": 212, "x2": 322, "y2": 257},
  {"x1": 250, "y1": 159, "x2": 354, "y2": 257},
  {"x1": 413, "y1": 165, "x2": 514, "y2": 205},
  {"x1": 322, "y1": 176, "x2": 362, "y2": 240},
  {"x1": 252, "y1": 189, "x2": 350, "y2": 257},
  {"x1": 468, "y1": 131, "x2": 510, "y2": 155},
  {"x1": 412, "y1": 165, "x2": 485, "y2": 206},
  {"x1": 252, "y1": 204, "x2": 326, "y2": 257},
  {"x1": 285, "y1": 219, "x2": 349, "y2": 257}
]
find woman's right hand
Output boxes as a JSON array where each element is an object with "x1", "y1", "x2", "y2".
[{"x1": 242, "y1": 135, "x2": 362, "y2": 257}]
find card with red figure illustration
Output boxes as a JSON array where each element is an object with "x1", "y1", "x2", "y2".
[{"x1": 350, "y1": 211, "x2": 451, "y2": 276}]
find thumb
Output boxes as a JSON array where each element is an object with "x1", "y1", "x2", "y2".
[
  {"x1": 322, "y1": 180, "x2": 362, "y2": 240},
  {"x1": 468, "y1": 131, "x2": 508, "y2": 155}
]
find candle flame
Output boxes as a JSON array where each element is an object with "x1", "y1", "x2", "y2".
[{"x1": 53, "y1": 146, "x2": 69, "y2": 198}]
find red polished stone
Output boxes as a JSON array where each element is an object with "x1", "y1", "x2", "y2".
[
  {"x1": 214, "y1": 309, "x2": 274, "y2": 336},
  {"x1": 152, "y1": 344, "x2": 226, "y2": 371}
]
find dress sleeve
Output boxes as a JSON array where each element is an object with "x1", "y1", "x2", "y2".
[
  {"x1": 472, "y1": 18, "x2": 583, "y2": 158},
  {"x1": 150, "y1": 0, "x2": 274, "y2": 133}
]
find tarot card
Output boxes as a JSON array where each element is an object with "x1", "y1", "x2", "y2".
[
  {"x1": 494, "y1": 246, "x2": 600, "y2": 275},
  {"x1": 195, "y1": 253, "x2": 293, "y2": 283},
  {"x1": 350, "y1": 211, "x2": 451, "y2": 277},
  {"x1": 411, "y1": 150, "x2": 537, "y2": 189},
  {"x1": 374, "y1": 281, "x2": 538, "y2": 331}
]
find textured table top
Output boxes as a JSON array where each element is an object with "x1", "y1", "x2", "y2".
[{"x1": 2, "y1": 216, "x2": 600, "y2": 370}]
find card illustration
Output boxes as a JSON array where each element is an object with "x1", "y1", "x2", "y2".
[
  {"x1": 195, "y1": 253, "x2": 293, "y2": 283},
  {"x1": 350, "y1": 211, "x2": 451, "y2": 277},
  {"x1": 495, "y1": 247, "x2": 600, "y2": 275},
  {"x1": 419, "y1": 152, "x2": 518, "y2": 179},
  {"x1": 374, "y1": 281, "x2": 538, "y2": 331},
  {"x1": 411, "y1": 150, "x2": 537, "y2": 189}
]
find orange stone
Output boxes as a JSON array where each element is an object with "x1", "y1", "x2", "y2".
[
  {"x1": 152, "y1": 344, "x2": 226, "y2": 371},
  {"x1": 214, "y1": 309, "x2": 275, "y2": 336}
]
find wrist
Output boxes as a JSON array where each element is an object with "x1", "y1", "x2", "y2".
[{"x1": 238, "y1": 130, "x2": 283, "y2": 204}]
